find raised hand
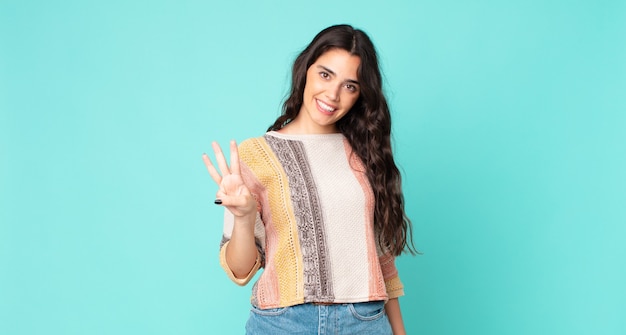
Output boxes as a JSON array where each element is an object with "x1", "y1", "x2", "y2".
[{"x1": 202, "y1": 140, "x2": 257, "y2": 218}]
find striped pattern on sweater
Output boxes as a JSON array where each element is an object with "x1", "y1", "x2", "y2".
[{"x1": 219, "y1": 131, "x2": 404, "y2": 309}]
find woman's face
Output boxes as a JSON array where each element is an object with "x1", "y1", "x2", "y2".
[{"x1": 296, "y1": 48, "x2": 361, "y2": 134}]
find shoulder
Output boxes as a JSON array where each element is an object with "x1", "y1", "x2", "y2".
[
  {"x1": 237, "y1": 134, "x2": 273, "y2": 164},
  {"x1": 238, "y1": 137, "x2": 262, "y2": 152},
  {"x1": 239, "y1": 131, "x2": 289, "y2": 151},
  {"x1": 238, "y1": 133, "x2": 269, "y2": 149}
]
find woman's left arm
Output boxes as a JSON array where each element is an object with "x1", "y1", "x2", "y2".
[{"x1": 385, "y1": 298, "x2": 406, "y2": 335}]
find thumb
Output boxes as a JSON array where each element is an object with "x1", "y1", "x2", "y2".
[{"x1": 215, "y1": 194, "x2": 253, "y2": 209}]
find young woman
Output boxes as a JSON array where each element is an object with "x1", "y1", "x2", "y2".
[{"x1": 203, "y1": 24, "x2": 415, "y2": 335}]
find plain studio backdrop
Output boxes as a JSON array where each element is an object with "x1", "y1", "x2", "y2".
[{"x1": 1, "y1": 1, "x2": 625, "y2": 334}]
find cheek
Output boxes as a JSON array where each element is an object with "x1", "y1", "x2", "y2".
[
  {"x1": 343, "y1": 94, "x2": 359, "y2": 109},
  {"x1": 309, "y1": 77, "x2": 325, "y2": 92},
  {"x1": 303, "y1": 77, "x2": 320, "y2": 97}
]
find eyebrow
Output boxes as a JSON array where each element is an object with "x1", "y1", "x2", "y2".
[{"x1": 316, "y1": 65, "x2": 360, "y2": 86}]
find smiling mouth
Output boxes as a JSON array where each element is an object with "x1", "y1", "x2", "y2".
[{"x1": 316, "y1": 99, "x2": 337, "y2": 113}]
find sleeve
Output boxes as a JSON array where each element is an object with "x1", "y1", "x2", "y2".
[{"x1": 379, "y1": 253, "x2": 405, "y2": 299}]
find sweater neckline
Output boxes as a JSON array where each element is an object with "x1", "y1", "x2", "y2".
[{"x1": 266, "y1": 131, "x2": 345, "y2": 141}]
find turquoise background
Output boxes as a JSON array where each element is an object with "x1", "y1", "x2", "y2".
[{"x1": 2, "y1": 0, "x2": 625, "y2": 334}]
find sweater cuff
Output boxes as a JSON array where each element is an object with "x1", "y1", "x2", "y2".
[
  {"x1": 219, "y1": 240, "x2": 261, "y2": 286},
  {"x1": 385, "y1": 276, "x2": 405, "y2": 299}
]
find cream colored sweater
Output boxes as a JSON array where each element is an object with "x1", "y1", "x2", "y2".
[{"x1": 219, "y1": 131, "x2": 404, "y2": 309}]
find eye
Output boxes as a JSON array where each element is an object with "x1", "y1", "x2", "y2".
[
  {"x1": 319, "y1": 71, "x2": 330, "y2": 79},
  {"x1": 345, "y1": 84, "x2": 358, "y2": 93}
]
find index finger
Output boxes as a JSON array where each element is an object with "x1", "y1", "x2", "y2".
[
  {"x1": 202, "y1": 153, "x2": 222, "y2": 185},
  {"x1": 229, "y1": 140, "x2": 241, "y2": 175}
]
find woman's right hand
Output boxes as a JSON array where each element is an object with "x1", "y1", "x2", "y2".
[{"x1": 202, "y1": 140, "x2": 257, "y2": 219}]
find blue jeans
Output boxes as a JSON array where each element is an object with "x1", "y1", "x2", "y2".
[{"x1": 245, "y1": 301, "x2": 392, "y2": 335}]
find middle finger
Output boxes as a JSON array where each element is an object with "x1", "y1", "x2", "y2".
[{"x1": 212, "y1": 141, "x2": 231, "y2": 176}]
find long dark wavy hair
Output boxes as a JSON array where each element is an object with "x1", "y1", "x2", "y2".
[{"x1": 267, "y1": 24, "x2": 416, "y2": 256}]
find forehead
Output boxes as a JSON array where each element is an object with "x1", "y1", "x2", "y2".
[{"x1": 312, "y1": 49, "x2": 361, "y2": 78}]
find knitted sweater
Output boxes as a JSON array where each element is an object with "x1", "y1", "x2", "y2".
[{"x1": 219, "y1": 131, "x2": 404, "y2": 309}]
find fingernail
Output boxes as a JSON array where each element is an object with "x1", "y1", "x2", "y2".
[{"x1": 214, "y1": 199, "x2": 222, "y2": 205}]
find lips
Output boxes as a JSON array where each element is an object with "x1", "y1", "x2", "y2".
[{"x1": 316, "y1": 99, "x2": 337, "y2": 114}]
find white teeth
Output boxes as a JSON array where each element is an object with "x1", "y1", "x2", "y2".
[{"x1": 317, "y1": 99, "x2": 336, "y2": 112}]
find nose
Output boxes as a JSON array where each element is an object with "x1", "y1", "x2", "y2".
[{"x1": 325, "y1": 84, "x2": 341, "y2": 102}]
